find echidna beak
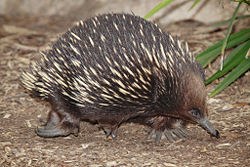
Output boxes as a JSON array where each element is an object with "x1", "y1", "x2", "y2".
[{"x1": 197, "y1": 118, "x2": 220, "y2": 139}]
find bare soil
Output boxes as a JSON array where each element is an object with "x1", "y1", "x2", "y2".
[{"x1": 0, "y1": 15, "x2": 249, "y2": 167}]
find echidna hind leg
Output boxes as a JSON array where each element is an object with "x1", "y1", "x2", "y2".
[
  {"x1": 42, "y1": 110, "x2": 61, "y2": 129},
  {"x1": 36, "y1": 116, "x2": 79, "y2": 138},
  {"x1": 146, "y1": 116, "x2": 188, "y2": 143},
  {"x1": 36, "y1": 90, "x2": 80, "y2": 138},
  {"x1": 102, "y1": 127, "x2": 118, "y2": 139},
  {"x1": 99, "y1": 122, "x2": 119, "y2": 139}
]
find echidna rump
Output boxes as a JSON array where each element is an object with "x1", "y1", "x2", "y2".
[{"x1": 21, "y1": 13, "x2": 219, "y2": 142}]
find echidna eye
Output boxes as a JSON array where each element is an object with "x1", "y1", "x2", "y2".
[{"x1": 189, "y1": 109, "x2": 201, "y2": 118}]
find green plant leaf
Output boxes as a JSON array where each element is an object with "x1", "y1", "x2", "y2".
[
  {"x1": 206, "y1": 40, "x2": 250, "y2": 85},
  {"x1": 209, "y1": 57, "x2": 250, "y2": 97},
  {"x1": 211, "y1": 15, "x2": 250, "y2": 27},
  {"x1": 189, "y1": 0, "x2": 201, "y2": 10},
  {"x1": 196, "y1": 28, "x2": 250, "y2": 67},
  {"x1": 243, "y1": 0, "x2": 250, "y2": 5},
  {"x1": 219, "y1": 2, "x2": 242, "y2": 71},
  {"x1": 144, "y1": 0, "x2": 175, "y2": 19},
  {"x1": 223, "y1": 40, "x2": 249, "y2": 66}
]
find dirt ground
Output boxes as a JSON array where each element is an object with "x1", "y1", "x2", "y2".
[{"x1": 0, "y1": 14, "x2": 249, "y2": 167}]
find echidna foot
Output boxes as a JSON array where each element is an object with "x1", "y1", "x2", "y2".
[
  {"x1": 147, "y1": 129, "x2": 162, "y2": 143},
  {"x1": 171, "y1": 128, "x2": 188, "y2": 139},
  {"x1": 103, "y1": 127, "x2": 118, "y2": 139},
  {"x1": 163, "y1": 128, "x2": 187, "y2": 142},
  {"x1": 36, "y1": 121, "x2": 79, "y2": 138},
  {"x1": 36, "y1": 109, "x2": 80, "y2": 138},
  {"x1": 147, "y1": 128, "x2": 188, "y2": 143}
]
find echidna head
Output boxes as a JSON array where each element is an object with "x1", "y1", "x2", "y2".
[
  {"x1": 178, "y1": 70, "x2": 220, "y2": 138},
  {"x1": 187, "y1": 108, "x2": 219, "y2": 139}
]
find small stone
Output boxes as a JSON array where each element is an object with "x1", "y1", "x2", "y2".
[
  {"x1": 163, "y1": 162, "x2": 177, "y2": 166},
  {"x1": 26, "y1": 120, "x2": 32, "y2": 127},
  {"x1": 106, "y1": 161, "x2": 117, "y2": 167},
  {"x1": 3, "y1": 114, "x2": 11, "y2": 119},
  {"x1": 207, "y1": 98, "x2": 221, "y2": 104},
  {"x1": 0, "y1": 142, "x2": 12, "y2": 147},
  {"x1": 4, "y1": 146, "x2": 12, "y2": 154},
  {"x1": 81, "y1": 143, "x2": 89, "y2": 149},
  {"x1": 216, "y1": 143, "x2": 231, "y2": 148},
  {"x1": 222, "y1": 104, "x2": 233, "y2": 110},
  {"x1": 89, "y1": 164, "x2": 102, "y2": 167},
  {"x1": 13, "y1": 148, "x2": 26, "y2": 157}
]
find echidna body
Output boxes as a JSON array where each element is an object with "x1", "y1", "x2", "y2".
[{"x1": 21, "y1": 13, "x2": 219, "y2": 142}]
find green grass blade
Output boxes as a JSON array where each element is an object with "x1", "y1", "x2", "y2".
[
  {"x1": 211, "y1": 15, "x2": 250, "y2": 27},
  {"x1": 196, "y1": 28, "x2": 250, "y2": 67},
  {"x1": 220, "y1": 2, "x2": 242, "y2": 70},
  {"x1": 144, "y1": 0, "x2": 175, "y2": 19},
  {"x1": 209, "y1": 58, "x2": 250, "y2": 97},
  {"x1": 243, "y1": 0, "x2": 250, "y2": 5},
  {"x1": 205, "y1": 40, "x2": 250, "y2": 84},
  {"x1": 223, "y1": 40, "x2": 250, "y2": 66},
  {"x1": 189, "y1": 0, "x2": 201, "y2": 10}
]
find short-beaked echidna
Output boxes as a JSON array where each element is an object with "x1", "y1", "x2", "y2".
[{"x1": 21, "y1": 13, "x2": 219, "y2": 142}]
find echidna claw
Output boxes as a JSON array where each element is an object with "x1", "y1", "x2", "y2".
[
  {"x1": 147, "y1": 129, "x2": 156, "y2": 140},
  {"x1": 36, "y1": 125, "x2": 79, "y2": 138},
  {"x1": 36, "y1": 126, "x2": 68, "y2": 138},
  {"x1": 164, "y1": 128, "x2": 187, "y2": 141},
  {"x1": 147, "y1": 129, "x2": 163, "y2": 143},
  {"x1": 155, "y1": 130, "x2": 163, "y2": 143},
  {"x1": 164, "y1": 130, "x2": 175, "y2": 142},
  {"x1": 172, "y1": 128, "x2": 187, "y2": 139},
  {"x1": 148, "y1": 128, "x2": 188, "y2": 142}
]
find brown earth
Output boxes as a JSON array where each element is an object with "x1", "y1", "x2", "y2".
[{"x1": 0, "y1": 15, "x2": 249, "y2": 167}]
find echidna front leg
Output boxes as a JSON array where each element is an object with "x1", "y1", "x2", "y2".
[
  {"x1": 146, "y1": 116, "x2": 188, "y2": 143},
  {"x1": 36, "y1": 91, "x2": 80, "y2": 138}
]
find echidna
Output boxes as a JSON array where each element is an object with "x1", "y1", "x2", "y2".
[{"x1": 21, "y1": 13, "x2": 219, "y2": 142}]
